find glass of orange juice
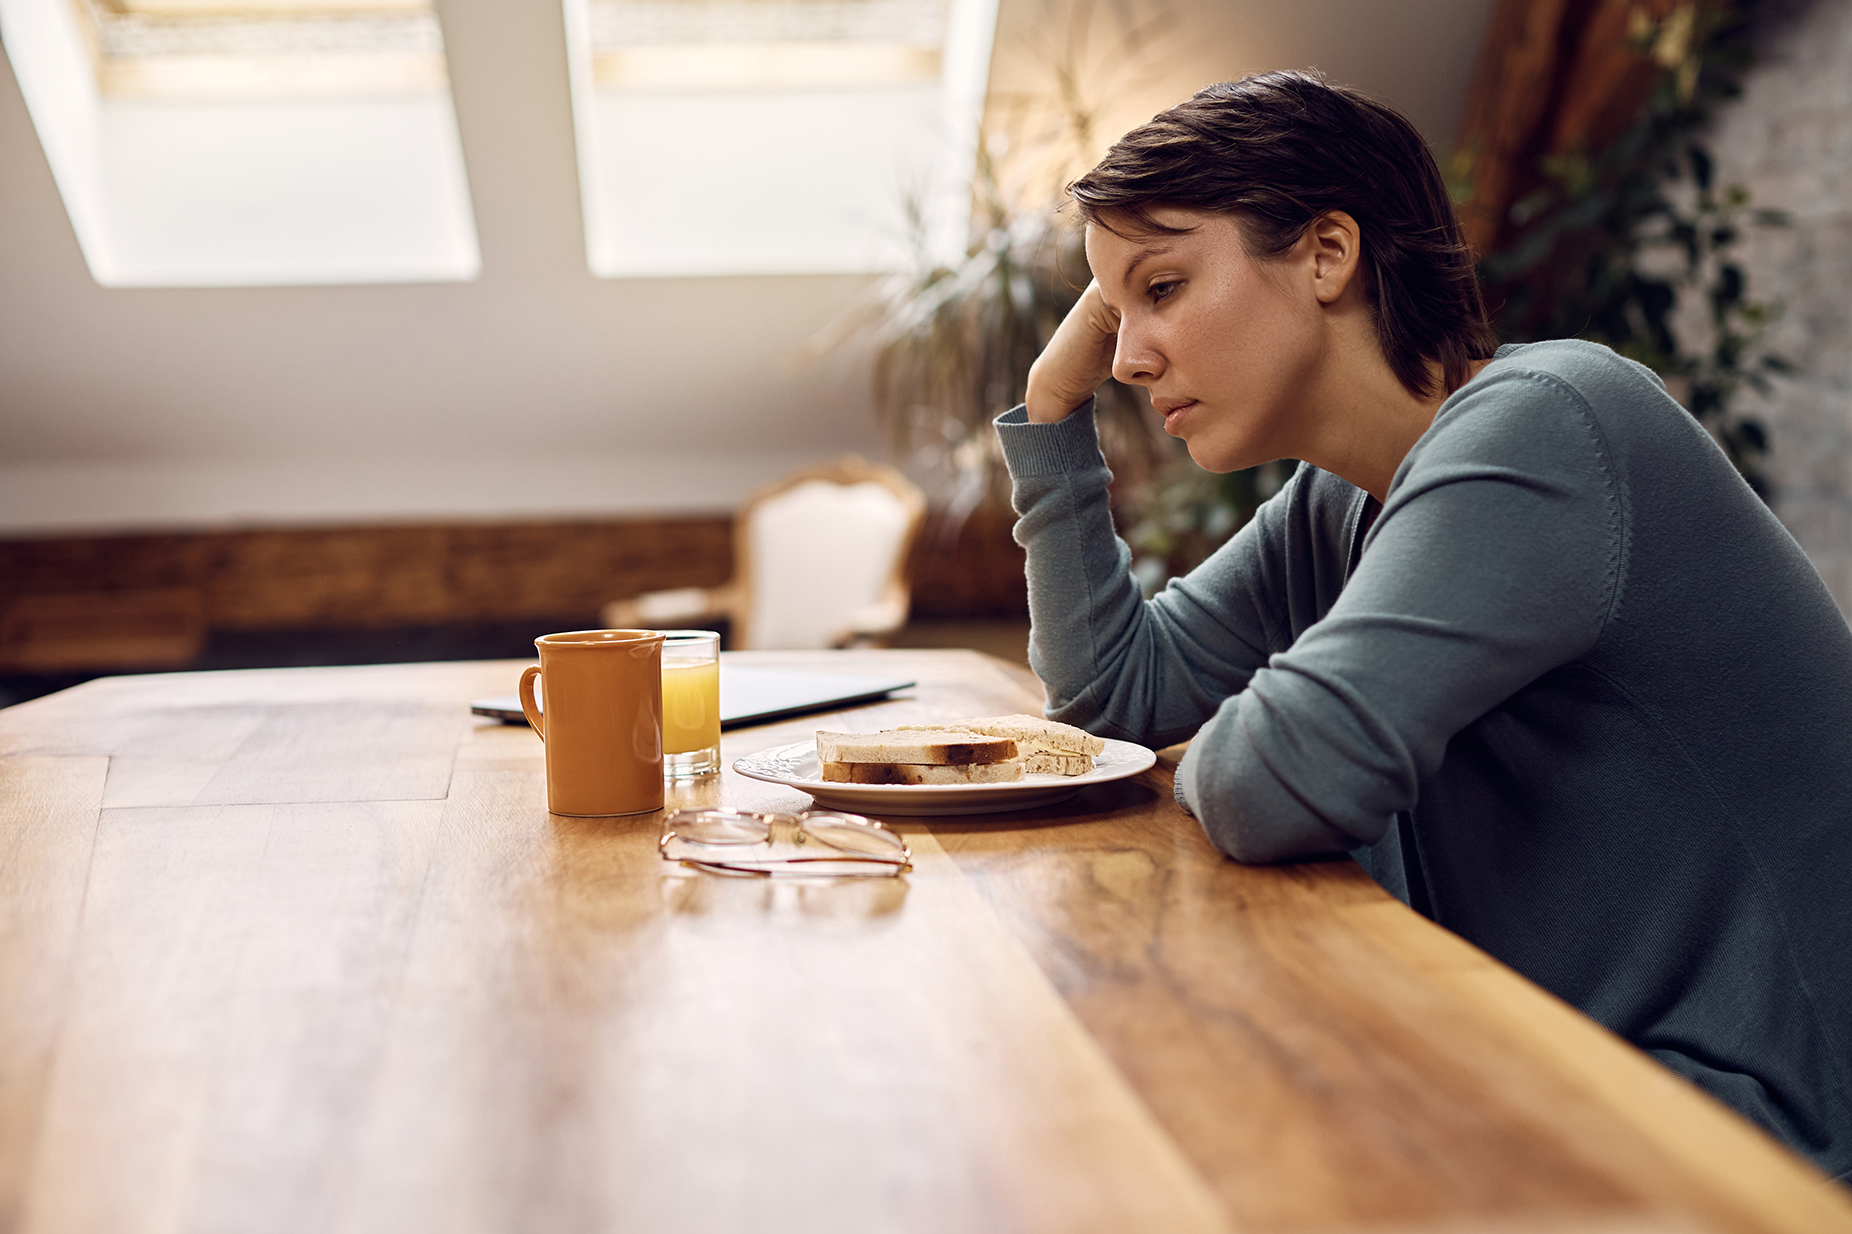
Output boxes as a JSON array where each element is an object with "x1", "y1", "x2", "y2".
[{"x1": 659, "y1": 630, "x2": 721, "y2": 778}]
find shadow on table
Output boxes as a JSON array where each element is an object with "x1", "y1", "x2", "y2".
[
  {"x1": 909, "y1": 777, "x2": 1167, "y2": 836},
  {"x1": 660, "y1": 867, "x2": 912, "y2": 921}
]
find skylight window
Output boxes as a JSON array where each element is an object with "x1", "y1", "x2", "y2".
[
  {"x1": 589, "y1": 0, "x2": 943, "y2": 90},
  {"x1": 563, "y1": 0, "x2": 998, "y2": 277},
  {"x1": 84, "y1": 0, "x2": 445, "y2": 97},
  {"x1": 1, "y1": 0, "x2": 479, "y2": 287}
]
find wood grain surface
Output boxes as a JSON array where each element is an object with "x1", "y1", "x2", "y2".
[
  {"x1": 1451, "y1": 0, "x2": 1678, "y2": 257},
  {"x1": 0, "y1": 650, "x2": 1847, "y2": 1234},
  {"x1": 0, "y1": 506, "x2": 1026, "y2": 674},
  {"x1": 0, "y1": 756, "x2": 107, "y2": 1232}
]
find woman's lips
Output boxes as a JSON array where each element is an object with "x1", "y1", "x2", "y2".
[{"x1": 1157, "y1": 400, "x2": 1197, "y2": 433}]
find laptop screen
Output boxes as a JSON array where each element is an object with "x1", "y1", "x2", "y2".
[{"x1": 471, "y1": 661, "x2": 915, "y2": 729}]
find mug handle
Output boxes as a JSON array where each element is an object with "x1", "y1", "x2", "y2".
[{"x1": 518, "y1": 665, "x2": 545, "y2": 741}]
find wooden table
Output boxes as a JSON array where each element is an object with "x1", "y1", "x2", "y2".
[{"x1": 2, "y1": 650, "x2": 1848, "y2": 1234}]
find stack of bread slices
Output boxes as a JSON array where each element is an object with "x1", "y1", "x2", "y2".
[
  {"x1": 816, "y1": 730, "x2": 1023, "y2": 784},
  {"x1": 814, "y1": 714, "x2": 1105, "y2": 785},
  {"x1": 900, "y1": 714, "x2": 1105, "y2": 776}
]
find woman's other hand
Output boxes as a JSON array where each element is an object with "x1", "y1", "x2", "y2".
[{"x1": 1025, "y1": 280, "x2": 1120, "y2": 423}]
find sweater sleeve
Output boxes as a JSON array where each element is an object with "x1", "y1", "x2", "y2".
[
  {"x1": 1179, "y1": 370, "x2": 1625, "y2": 862},
  {"x1": 993, "y1": 400, "x2": 1305, "y2": 750},
  {"x1": 997, "y1": 369, "x2": 1625, "y2": 865}
]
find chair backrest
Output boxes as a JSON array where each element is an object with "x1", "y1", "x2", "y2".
[{"x1": 734, "y1": 457, "x2": 925, "y2": 650}]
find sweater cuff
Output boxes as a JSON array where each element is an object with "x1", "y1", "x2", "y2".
[
  {"x1": 993, "y1": 397, "x2": 1107, "y2": 478},
  {"x1": 1173, "y1": 742, "x2": 1199, "y2": 817}
]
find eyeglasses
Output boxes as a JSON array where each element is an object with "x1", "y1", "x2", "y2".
[{"x1": 659, "y1": 808, "x2": 911, "y2": 877}]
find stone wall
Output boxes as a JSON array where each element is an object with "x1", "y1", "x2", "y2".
[{"x1": 1701, "y1": 0, "x2": 1852, "y2": 613}]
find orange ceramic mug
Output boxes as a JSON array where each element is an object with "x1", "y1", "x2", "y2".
[{"x1": 519, "y1": 630, "x2": 666, "y2": 817}]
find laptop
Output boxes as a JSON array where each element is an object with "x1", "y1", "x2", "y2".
[{"x1": 471, "y1": 659, "x2": 915, "y2": 730}]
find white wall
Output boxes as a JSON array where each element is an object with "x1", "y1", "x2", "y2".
[
  {"x1": 0, "y1": 0, "x2": 1497, "y2": 537},
  {"x1": 982, "y1": 0, "x2": 1497, "y2": 203},
  {"x1": 1694, "y1": 0, "x2": 1852, "y2": 615}
]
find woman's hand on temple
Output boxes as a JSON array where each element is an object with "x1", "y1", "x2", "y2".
[{"x1": 1025, "y1": 281, "x2": 1120, "y2": 423}]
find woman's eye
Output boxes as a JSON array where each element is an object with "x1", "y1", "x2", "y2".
[{"x1": 1150, "y1": 281, "x2": 1179, "y2": 303}]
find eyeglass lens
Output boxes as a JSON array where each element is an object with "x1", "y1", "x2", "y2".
[
  {"x1": 671, "y1": 810, "x2": 772, "y2": 846},
  {"x1": 799, "y1": 815, "x2": 906, "y2": 859},
  {"x1": 667, "y1": 810, "x2": 904, "y2": 861}
]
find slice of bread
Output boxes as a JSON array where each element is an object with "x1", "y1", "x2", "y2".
[
  {"x1": 899, "y1": 714, "x2": 1104, "y2": 775},
  {"x1": 1023, "y1": 751, "x2": 1095, "y2": 776},
  {"x1": 820, "y1": 758, "x2": 1025, "y2": 785},
  {"x1": 815, "y1": 729, "x2": 1018, "y2": 766}
]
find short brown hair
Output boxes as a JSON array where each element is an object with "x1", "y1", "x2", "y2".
[{"x1": 1069, "y1": 70, "x2": 1497, "y2": 398}]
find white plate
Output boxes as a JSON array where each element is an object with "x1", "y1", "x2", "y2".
[{"x1": 732, "y1": 738, "x2": 1158, "y2": 817}]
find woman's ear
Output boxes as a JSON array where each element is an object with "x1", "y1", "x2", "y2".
[{"x1": 1307, "y1": 211, "x2": 1363, "y2": 305}]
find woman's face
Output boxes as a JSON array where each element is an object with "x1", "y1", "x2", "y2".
[{"x1": 1085, "y1": 206, "x2": 1324, "y2": 473}]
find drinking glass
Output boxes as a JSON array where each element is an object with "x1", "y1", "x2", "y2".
[{"x1": 660, "y1": 629, "x2": 721, "y2": 778}]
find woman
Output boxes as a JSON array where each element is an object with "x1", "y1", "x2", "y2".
[{"x1": 997, "y1": 70, "x2": 1852, "y2": 1182}]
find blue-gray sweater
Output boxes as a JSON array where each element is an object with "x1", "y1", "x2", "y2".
[{"x1": 996, "y1": 339, "x2": 1852, "y2": 1181}]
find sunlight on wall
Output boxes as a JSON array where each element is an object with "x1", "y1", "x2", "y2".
[{"x1": 0, "y1": 0, "x2": 480, "y2": 287}]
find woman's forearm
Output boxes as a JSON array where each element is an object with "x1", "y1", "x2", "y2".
[{"x1": 995, "y1": 403, "x2": 1269, "y2": 747}]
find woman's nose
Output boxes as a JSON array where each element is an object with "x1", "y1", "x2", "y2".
[{"x1": 1112, "y1": 326, "x2": 1163, "y2": 386}]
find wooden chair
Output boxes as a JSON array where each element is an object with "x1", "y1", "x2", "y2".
[{"x1": 601, "y1": 455, "x2": 927, "y2": 650}]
